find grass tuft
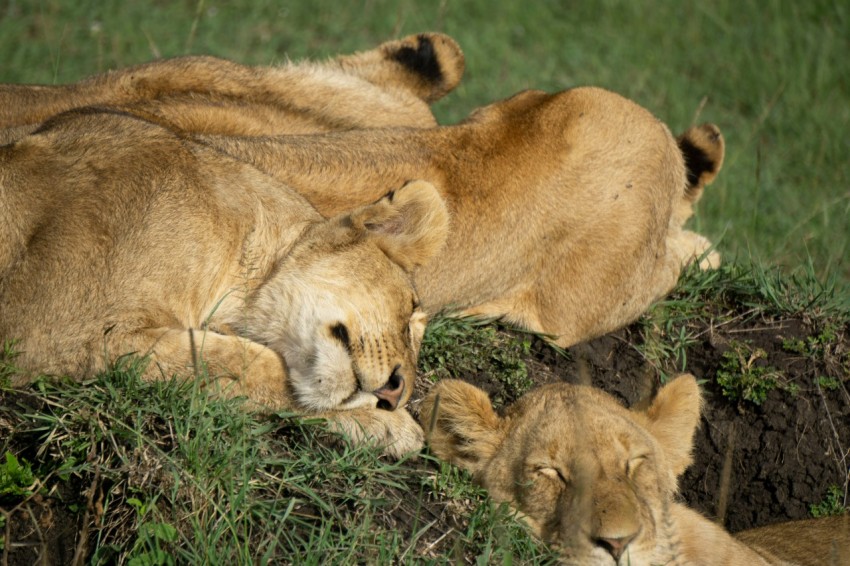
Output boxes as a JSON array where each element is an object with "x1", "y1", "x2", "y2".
[{"x1": 419, "y1": 316, "x2": 535, "y2": 407}]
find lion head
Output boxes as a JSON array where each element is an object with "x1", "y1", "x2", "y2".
[
  {"x1": 238, "y1": 180, "x2": 448, "y2": 414},
  {"x1": 420, "y1": 375, "x2": 702, "y2": 564}
]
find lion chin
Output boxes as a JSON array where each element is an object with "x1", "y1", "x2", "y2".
[{"x1": 421, "y1": 376, "x2": 850, "y2": 565}]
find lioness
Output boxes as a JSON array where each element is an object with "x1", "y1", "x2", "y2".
[
  {"x1": 0, "y1": 32, "x2": 465, "y2": 144},
  {"x1": 0, "y1": 108, "x2": 449, "y2": 457},
  {"x1": 1, "y1": 33, "x2": 724, "y2": 348},
  {"x1": 202, "y1": 92, "x2": 725, "y2": 348},
  {"x1": 420, "y1": 376, "x2": 849, "y2": 564}
]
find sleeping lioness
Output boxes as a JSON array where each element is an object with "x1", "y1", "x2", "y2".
[
  {"x1": 0, "y1": 33, "x2": 465, "y2": 144},
  {"x1": 0, "y1": 108, "x2": 449, "y2": 457},
  {"x1": 1, "y1": 33, "x2": 724, "y2": 348},
  {"x1": 421, "y1": 376, "x2": 849, "y2": 564}
]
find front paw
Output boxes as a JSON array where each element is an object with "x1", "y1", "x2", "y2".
[
  {"x1": 324, "y1": 407, "x2": 424, "y2": 458},
  {"x1": 692, "y1": 234, "x2": 721, "y2": 270},
  {"x1": 680, "y1": 231, "x2": 720, "y2": 270}
]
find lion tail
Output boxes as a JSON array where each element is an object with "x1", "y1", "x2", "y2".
[{"x1": 677, "y1": 123, "x2": 725, "y2": 205}]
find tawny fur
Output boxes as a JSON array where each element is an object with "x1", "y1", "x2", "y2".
[
  {"x1": 420, "y1": 377, "x2": 849, "y2": 565},
  {"x1": 0, "y1": 110, "x2": 450, "y2": 458},
  {"x1": 201, "y1": 91, "x2": 725, "y2": 347},
  {"x1": 1, "y1": 33, "x2": 723, "y2": 349},
  {"x1": 0, "y1": 33, "x2": 464, "y2": 144}
]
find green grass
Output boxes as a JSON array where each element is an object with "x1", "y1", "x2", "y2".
[
  {"x1": 1, "y1": 0, "x2": 848, "y2": 284},
  {"x1": 418, "y1": 316, "x2": 535, "y2": 408},
  {"x1": 636, "y1": 259, "x2": 850, "y2": 380},
  {"x1": 810, "y1": 486, "x2": 848, "y2": 518},
  {"x1": 0, "y1": 362, "x2": 559, "y2": 564}
]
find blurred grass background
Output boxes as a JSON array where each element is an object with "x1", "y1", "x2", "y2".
[{"x1": 1, "y1": 0, "x2": 848, "y2": 284}]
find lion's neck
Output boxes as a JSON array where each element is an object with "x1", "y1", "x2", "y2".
[
  {"x1": 197, "y1": 129, "x2": 446, "y2": 216},
  {"x1": 195, "y1": 121, "x2": 530, "y2": 218}
]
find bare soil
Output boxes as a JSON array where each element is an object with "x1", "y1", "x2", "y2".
[{"x1": 419, "y1": 312, "x2": 850, "y2": 535}]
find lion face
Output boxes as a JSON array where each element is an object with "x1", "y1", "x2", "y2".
[
  {"x1": 421, "y1": 375, "x2": 702, "y2": 565},
  {"x1": 243, "y1": 180, "x2": 446, "y2": 413},
  {"x1": 255, "y1": 241, "x2": 426, "y2": 412}
]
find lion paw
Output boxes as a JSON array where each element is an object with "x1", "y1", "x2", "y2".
[
  {"x1": 690, "y1": 233, "x2": 721, "y2": 270},
  {"x1": 676, "y1": 231, "x2": 720, "y2": 271},
  {"x1": 698, "y1": 248, "x2": 721, "y2": 270},
  {"x1": 324, "y1": 407, "x2": 424, "y2": 458}
]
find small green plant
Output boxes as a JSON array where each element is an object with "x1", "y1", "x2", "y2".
[
  {"x1": 781, "y1": 337, "x2": 808, "y2": 355},
  {"x1": 810, "y1": 486, "x2": 847, "y2": 518},
  {"x1": 782, "y1": 322, "x2": 841, "y2": 359},
  {"x1": 715, "y1": 340, "x2": 785, "y2": 405},
  {"x1": 816, "y1": 375, "x2": 842, "y2": 391},
  {"x1": 0, "y1": 451, "x2": 36, "y2": 500},
  {"x1": 782, "y1": 323, "x2": 848, "y2": 389},
  {"x1": 127, "y1": 498, "x2": 179, "y2": 566},
  {"x1": 419, "y1": 316, "x2": 534, "y2": 404}
]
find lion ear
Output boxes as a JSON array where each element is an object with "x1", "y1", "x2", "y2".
[
  {"x1": 643, "y1": 373, "x2": 703, "y2": 478},
  {"x1": 344, "y1": 180, "x2": 449, "y2": 272},
  {"x1": 420, "y1": 379, "x2": 506, "y2": 475}
]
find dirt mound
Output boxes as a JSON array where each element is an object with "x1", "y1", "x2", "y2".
[
  {"x1": 441, "y1": 312, "x2": 850, "y2": 534},
  {"x1": 2, "y1": 299, "x2": 848, "y2": 563}
]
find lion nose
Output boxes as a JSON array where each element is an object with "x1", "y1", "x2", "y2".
[
  {"x1": 595, "y1": 533, "x2": 636, "y2": 562},
  {"x1": 374, "y1": 365, "x2": 405, "y2": 411}
]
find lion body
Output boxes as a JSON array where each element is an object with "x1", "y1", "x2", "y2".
[
  {"x1": 0, "y1": 108, "x2": 449, "y2": 456},
  {"x1": 205, "y1": 88, "x2": 724, "y2": 346},
  {"x1": 0, "y1": 34, "x2": 465, "y2": 144},
  {"x1": 421, "y1": 377, "x2": 849, "y2": 564},
  {"x1": 1, "y1": 33, "x2": 723, "y2": 348}
]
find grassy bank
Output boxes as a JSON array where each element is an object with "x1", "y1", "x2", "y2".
[{"x1": 2, "y1": 262, "x2": 848, "y2": 563}]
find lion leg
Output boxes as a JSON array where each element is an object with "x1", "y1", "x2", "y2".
[
  {"x1": 644, "y1": 228, "x2": 720, "y2": 304},
  {"x1": 118, "y1": 328, "x2": 423, "y2": 457},
  {"x1": 455, "y1": 295, "x2": 544, "y2": 337},
  {"x1": 333, "y1": 32, "x2": 465, "y2": 103},
  {"x1": 117, "y1": 327, "x2": 292, "y2": 409}
]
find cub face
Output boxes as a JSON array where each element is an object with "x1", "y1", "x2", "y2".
[
  {"x1": 421, "y1": 375, "x2": 702, "y2": 564},
  {"x1": 244, "y1": 180, "x2": 446, "y2": 413}
]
